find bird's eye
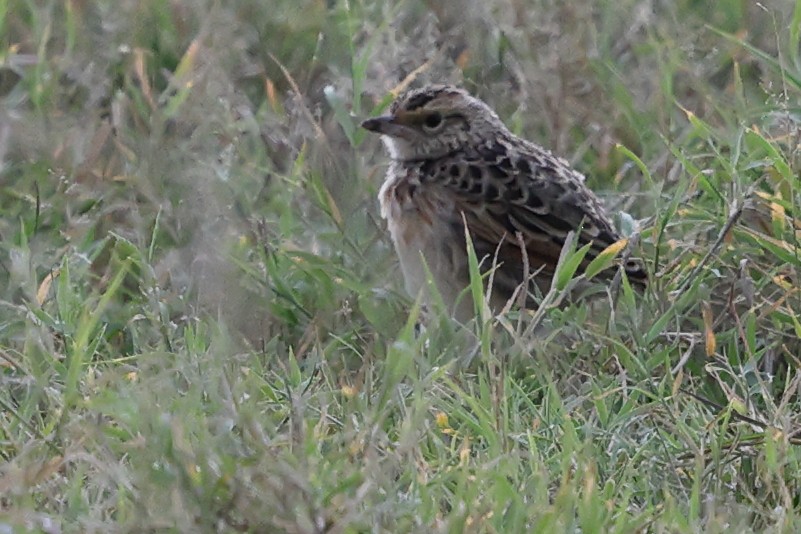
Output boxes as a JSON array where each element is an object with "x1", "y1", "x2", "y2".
[{"x1": 423, "y1": 112, "x2": 443, "y2": 131}]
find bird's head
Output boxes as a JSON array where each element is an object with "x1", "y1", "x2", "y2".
[{"x1": 361, "y1": 84, "x2": 507, "y2": 160}]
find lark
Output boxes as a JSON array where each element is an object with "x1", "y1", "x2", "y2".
[{"x1": 362, "y1": 84, "x2": 646, "y2": 322}]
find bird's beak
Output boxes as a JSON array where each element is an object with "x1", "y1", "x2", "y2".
[
  {"x1": 360, "y1": 114, "x2": 413, "y2": 138},
  {"x1": 360, "y1": 115, "x2": 393, "y2": 132}
]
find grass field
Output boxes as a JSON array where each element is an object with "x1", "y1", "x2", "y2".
[{"x1": 2, "y1": 0, "x2": 801, "y2": 531}]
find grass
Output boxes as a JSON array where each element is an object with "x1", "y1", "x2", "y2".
[{"x1": 2, "y1": 0, "x2": 801, "y2": 531}]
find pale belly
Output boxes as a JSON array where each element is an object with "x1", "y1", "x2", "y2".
[{"x1": 379, "y1": 177, "x2": 475, "y2": 322}]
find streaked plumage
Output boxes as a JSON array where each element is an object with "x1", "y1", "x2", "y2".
[{"x1": 362, "y1": 84, "x2": 646, "y2": 322}]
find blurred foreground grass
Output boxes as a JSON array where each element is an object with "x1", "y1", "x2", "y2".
[{"x1": 2, "y1": 0, "x2": 801, "y2": 531}]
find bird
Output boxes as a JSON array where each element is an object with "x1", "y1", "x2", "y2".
[{"x1": 361, "y1": 84, "x2": 646, "y2": 323}]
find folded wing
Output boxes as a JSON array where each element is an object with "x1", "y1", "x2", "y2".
[{"x1": 417, "y1": 138, "x2": 647, "y2": 299}]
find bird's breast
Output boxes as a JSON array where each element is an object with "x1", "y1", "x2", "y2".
[
  {"x1": 378, "y1": 164, "x2": 456, "y2": 243},
  {"x1": 378, "y1": 165, "x2": 470, "y2": 317}
]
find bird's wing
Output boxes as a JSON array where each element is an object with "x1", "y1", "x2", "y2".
[{"x1": 418, "y1": 139, "x2": 646, "y2": 296}]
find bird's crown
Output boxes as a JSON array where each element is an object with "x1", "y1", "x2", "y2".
[{"x1": 362, "y1": 84, "x2": 506, "y2": 160}]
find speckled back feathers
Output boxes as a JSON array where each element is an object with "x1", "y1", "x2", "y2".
[{"x1": 363, "y1": 84, "x2": 646, "y2": 320}]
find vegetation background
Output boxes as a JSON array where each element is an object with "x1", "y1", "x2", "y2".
[{"x1": 2, "y1": 0, "x2": 801, "y2": 531}]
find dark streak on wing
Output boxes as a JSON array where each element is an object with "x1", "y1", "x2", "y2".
[{"x1": 416, "y1": 137, "x2": 648, "y2": 295}]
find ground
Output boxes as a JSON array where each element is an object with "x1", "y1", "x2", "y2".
[{"x1": 1, "y1": 0, "x2": 801, "y2": 532}]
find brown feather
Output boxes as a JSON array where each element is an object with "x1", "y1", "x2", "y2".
[{"x1": 365, "y1": 84, "x2": 646, "y2": 321}]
